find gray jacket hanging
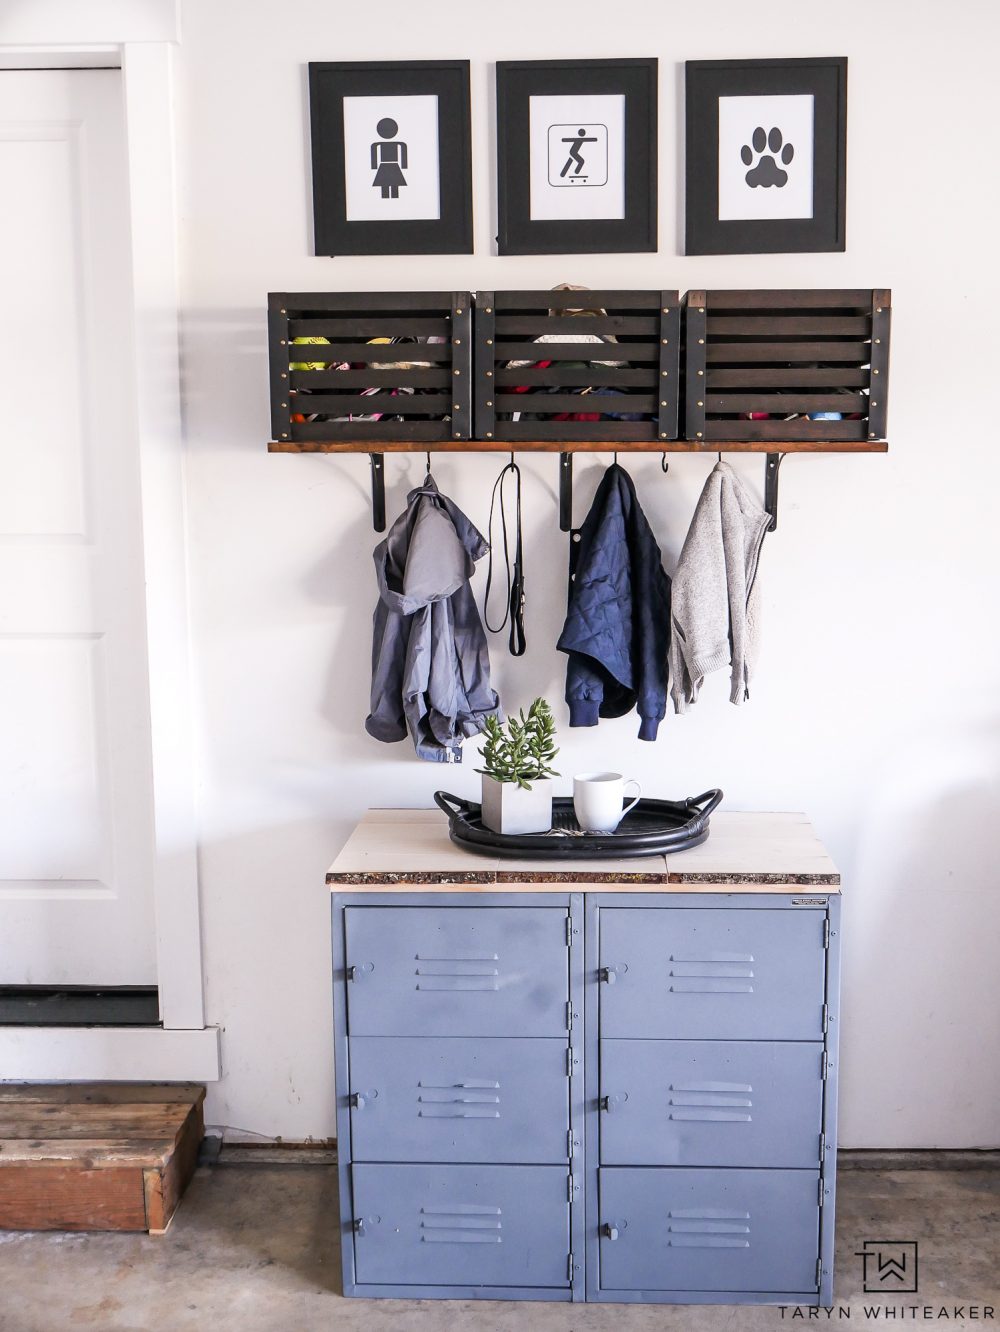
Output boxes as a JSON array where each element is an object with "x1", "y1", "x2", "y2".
[
  {"x1": 366, "y1": 477, "x2": 500, "y2": 762},
  {"x1": 669, "y1": 461, "x2": 770, "y2": 712}
]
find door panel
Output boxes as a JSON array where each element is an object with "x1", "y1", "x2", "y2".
[
  {"x1": 351, "y1": 1163, "x2": 570, "y2": 1288},
  {"x1": 600, "y1": 908, "x2": 825, "y2": 1040},
  {"x1": 349, "y1": 1036, "x2": 569, "y2": 1164},
  {"x1": 345, "y1": 907, "x2": 568, "y2": 1036},
  {"x1": 599, "y1": 1166, "x2": 820, "y2": 1293},
  {"x1": 600, "y1": 1039, "x2": 823, "y2": 1167},
  {"x1": 0, "y1": 70, "x2": 156, "y2": 984}
]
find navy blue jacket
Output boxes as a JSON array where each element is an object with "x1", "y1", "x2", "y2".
[{"x1": 556, "y1": 465, "x2": 671, "y2": 740}]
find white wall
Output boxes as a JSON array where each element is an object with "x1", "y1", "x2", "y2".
[{"x1": 174, "y1": 0, "x2": 1000, "y2": 1147}]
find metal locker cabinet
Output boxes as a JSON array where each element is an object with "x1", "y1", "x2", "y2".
[
  {"x1": 345, "y1": 906, "x2": 569, "y2": 1036},
  {"x1": 349, "y1": 1036, "x2": 570, "y2": 1164},
  {"x1": 351, "y1": 1163, "x2": 571, "y2": 1289},
  {"x1": 599, "y1": 1039, "x2": 824, "y2": 1168},
  {"x1": 600, "y1": 907, "x2": 826, "y2": 1040},
  {"x1": 598, "y1": 1166, "x2": 821, "y2": 1294}
]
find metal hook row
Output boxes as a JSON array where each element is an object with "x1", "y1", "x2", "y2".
[{"x1": 370, "y1": 449, "x2": 783, "y2": 534}]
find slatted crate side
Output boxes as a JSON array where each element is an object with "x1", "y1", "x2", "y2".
[
  {"x1": 683, "y1": 290, "x2": 890, "y2": 444},
  {"x1": 475, "y1": 290, "x2": 679, "y2": 442},
  {"x1": 267, "y1": 292, "x2": 471, "y2": 443}
]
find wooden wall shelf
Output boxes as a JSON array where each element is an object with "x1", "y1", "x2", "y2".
[
  {"x1": 267, "y1": 288, "x2": 891, "y2": 532},
  {"x1": 267, "y1": 437, "x2": 888, "y2": 534},
  {"x1": 267, "y1": 439, "x2": 888, "y2": 455}
]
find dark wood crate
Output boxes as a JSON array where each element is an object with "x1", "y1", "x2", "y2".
[
  {"x1": 683, "y1": 289, "x2": 891, "y2": 444},
  {"x1": 268, "y1": 292, "x2": 472, "y2": 444},
  {"x1": 475, "y1": 290, "x2": 680, "y2": 442}
]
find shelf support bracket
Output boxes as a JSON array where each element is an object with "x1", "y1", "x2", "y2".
[
  {"x1": 559, "y1": 452, "x2": 573, "y2": 532},
  {"x1": 765, "y1": 453, "x2": 784, "y2": 532},
  {"x1": 369, "y1": 453, "x2": 386, "y2": 532}
]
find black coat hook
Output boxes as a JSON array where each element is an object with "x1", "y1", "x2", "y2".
[
  {"x1": 559, "y1": 452, "x2": 573, "y2": 532},
  {"x1": 764, "y1": 453, "x2": 784, "y2": 532},
  {"x1": 370, "y1": 454, "x2": 386, "y2": 532}
]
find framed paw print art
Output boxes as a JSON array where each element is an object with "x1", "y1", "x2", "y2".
[
  {"x1": 309, "y1": 61, "x2": 473, "y2": 255},
  {"x1": 685, "y1": 58, "x2": 847, "y2": 254}
]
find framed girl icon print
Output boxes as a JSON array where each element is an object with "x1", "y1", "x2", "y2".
[
  {"x1": 309, "y1": 61, "x2": 473, "y2": 255},
  {"x1": 495, "y1": 59, "x2": 657, "y2": 255}
]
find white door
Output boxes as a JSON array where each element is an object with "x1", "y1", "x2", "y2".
[{"x1": 0, "y1": 69, "x2": 157, "y2": 986}]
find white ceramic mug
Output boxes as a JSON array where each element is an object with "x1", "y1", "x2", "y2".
[{"x1": 573, "y1": 771, "x2": 642, "y2": 833}]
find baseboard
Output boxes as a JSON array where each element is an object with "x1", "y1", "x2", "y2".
[
  {"x1": 204, "y1": 1142, "x2": 1000, "y2": 1169},
  {"x1": 839, "y1": 1148, "x2": 1000, "y2": 1170},
  {"x1": 0, "y1": 1025, "x2": 221, "y2": 1081},
  {"x1": 212, "y1": 1141, "x2": 337, "y2": 1165}
]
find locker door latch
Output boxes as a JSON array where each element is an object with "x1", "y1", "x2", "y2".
[
  {"x1": 349, "y1": 1089, "x2": 376, "y2": 1110},
  {"x1": 602, "y1": 1220, "x2": 624, "y2": 1241},
  {"x1": 347, "y1": 961, "x2": 374, "y2": 982},
  {"x1": 600, "y1": 1092, "x2": 627, "y2": 1114},
  {"x1": 600, "y1": 963, "x2": 626, "y2": 985}
]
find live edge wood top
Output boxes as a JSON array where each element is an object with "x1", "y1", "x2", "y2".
[{"x1": 327, "y1": 810, "x2": 840, "y2": 892}]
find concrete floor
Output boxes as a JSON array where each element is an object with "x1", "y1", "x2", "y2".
[{"x1": 0, "y1": 1164, "x2": 997, "y2": 1332}]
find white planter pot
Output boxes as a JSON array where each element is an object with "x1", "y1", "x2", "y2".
[{"x1": 480, "y1": 775, "x2": 553, "y2": 836}]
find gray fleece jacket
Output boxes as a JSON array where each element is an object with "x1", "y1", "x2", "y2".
[
  {"x1": 366, "y1": 477, "x2": 500, "y2": 762},
  {"x1": 669, "y1": 462, "x2": 770, "y2": 712}
]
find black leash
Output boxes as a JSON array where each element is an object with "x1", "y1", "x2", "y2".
[{"x1": 484, "y1": 459, "x2": 526, "y2": 657}]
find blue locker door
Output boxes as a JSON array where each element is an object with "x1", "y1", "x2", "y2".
[
  {"x1": 349, "y1": 1036, "x2": 569, "y2": 1164},
  {"x1": 345, "y1": 906, "x2": 568, "y2": 1036},
  {"x1": 599, "y1": 1167, "x2": 820, "y2": 1293},
  {"x1": 352, "y1": 1163, "x2": 571, "y2": 1289},
  {"x1": 600, "y1": 908, "x2": 826, "y2": 1040},
  {"x1": 600, "y1": 1039, "x2": 823, "y2": 1168}
]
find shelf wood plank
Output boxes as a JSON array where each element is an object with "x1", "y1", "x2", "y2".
[{"x1": 269, "y1": 438, "x2": 887, "y2": 454}]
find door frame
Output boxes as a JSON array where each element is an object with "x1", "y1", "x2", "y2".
[{"x1": 0, "y1": 2, "x2": 219, "y2": 1080}]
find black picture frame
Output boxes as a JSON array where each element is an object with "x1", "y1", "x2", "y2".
[
  {"x1": 308, "y1": 60, "x2": 473, "y2": 256},
  {"x1": 685, "y1": 57, "x2": 847, "y2": 255},
  {"x1": 496, "y1": 58, "x2": 657, "y2": 256}
]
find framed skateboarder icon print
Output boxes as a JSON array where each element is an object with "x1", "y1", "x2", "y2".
[
  {"x1": 309, "y1": 61, "x2": 473, "y2": 255},
  {"x1": 496, "y1": 59, "x2": 657, "y2": 255},
  {"x1": 685, "y1": 57, "x2": 847, "y2": 254}
]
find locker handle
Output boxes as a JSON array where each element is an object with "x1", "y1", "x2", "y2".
[
  {"x1": 602, "y1": 1222, "x2": 620, "y2": 1241},
  {"x1": 600, "y1": 964, "x2": 625, "y2": 985},
  {"x1": 353, "y1": 1217, "x2": 365, "y2": 1235},
  {"x1": 347, "y1": 961, "x2": 374, "y2": 982},
  {"x1": 601, "y1": 1093, "x2": 626, "y2": 1114},
  {"x1": 350, "y1": 1089, "x2": 376, "y2": 1110}
]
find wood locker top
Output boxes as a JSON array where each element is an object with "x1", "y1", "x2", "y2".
[{"x1": 327, "y1": 809, "x2": 840, "y2": 891}]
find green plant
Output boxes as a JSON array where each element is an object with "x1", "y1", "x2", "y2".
[{"x1": 477, "y1": 698, "x2": 560, "y2": 790}]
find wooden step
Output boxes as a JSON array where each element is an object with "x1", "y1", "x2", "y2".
[{"x1": 0, "y1": 1082, "x2": 205, "y2": 1233}]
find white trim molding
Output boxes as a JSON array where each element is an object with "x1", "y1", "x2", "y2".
[
  {"x1": 0, "y1": 1026, "x2": 221, "y2": 1083},
  {"x1": 1, "y1": 3, "x2": 213, "y2": 1064},
  {"x1": 121, "y1": 41, "x2": 206, "y2": 1032},
  {"x1": 0, "y1": 1, "x2": 179, "y2": 47}
]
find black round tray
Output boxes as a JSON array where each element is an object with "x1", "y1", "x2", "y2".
[{"x1": 433, "y1": 789, "x2": 722, "y2": 860}]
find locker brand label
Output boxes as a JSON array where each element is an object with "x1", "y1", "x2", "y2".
[{"x1": 792, "y1": 897, "x2": 828, "y2": 905}]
